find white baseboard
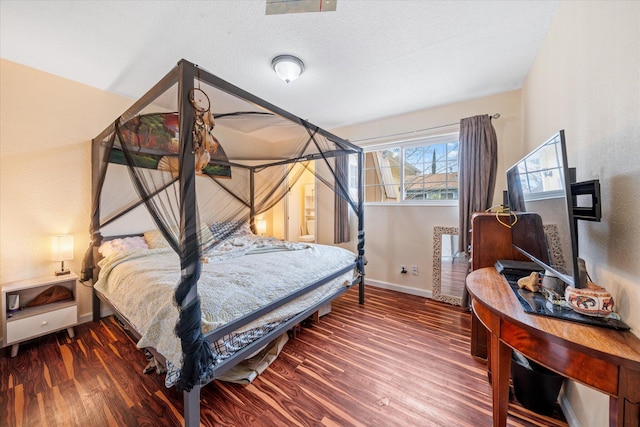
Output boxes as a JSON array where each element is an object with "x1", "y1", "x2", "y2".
[
  {"x1": 365, "y1": 279, "x2": 432, "y2": 299},
  {"x1": 559, "y1": 390, "x2": 580, "y2": 427},
  {"x1": 79, "y1": 307, "x2": 112, "y2": 324}
]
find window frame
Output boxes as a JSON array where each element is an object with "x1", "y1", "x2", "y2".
[{"x1": 363, "y1": 132, "x2": 460, "y2": 207}]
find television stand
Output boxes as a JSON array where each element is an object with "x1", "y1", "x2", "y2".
[{"x1": 467, "y1": 267, "x2": 640, "y2": 427}]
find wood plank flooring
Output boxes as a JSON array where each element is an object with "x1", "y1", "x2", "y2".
[{"x1": 1, "y1": 285, "x2": 567, "y2": 426}]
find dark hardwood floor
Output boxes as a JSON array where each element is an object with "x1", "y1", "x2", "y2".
[
  {"x1": 440, "y1": 254, "x2": 469, "y2": 298},
  {"x1": 1, "y1": 285, "x2": 567, "y2": 426}
]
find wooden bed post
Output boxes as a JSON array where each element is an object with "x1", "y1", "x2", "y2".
[{"x1": 183, "y1": 385, "x2": 201, "y2": 427}]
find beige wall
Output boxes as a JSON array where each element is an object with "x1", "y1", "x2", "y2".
[
  {"x1": 0, "y1": 59, "x2": 133, "y2": 324},
  {"x1": 2, "y1": 4, "x2": 636, "y2": 421},
  {"x1": 521, "y1": 2, "x2": 639, "y2": 426},
  {"x1": 334, "y1": 90, "x2": 522, "y2": 295}
]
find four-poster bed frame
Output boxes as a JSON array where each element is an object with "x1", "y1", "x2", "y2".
[{"x1": 84, "y1": 59, "x2": 365, "y2": 426}]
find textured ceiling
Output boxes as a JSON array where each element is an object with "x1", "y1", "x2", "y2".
[{"x1": 0, "y1": 0, "x2": 559, "y2": 130}]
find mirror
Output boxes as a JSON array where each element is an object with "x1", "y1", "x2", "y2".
[{"x1": 433, "y1": 226, "x2": 468, "y2": 305}]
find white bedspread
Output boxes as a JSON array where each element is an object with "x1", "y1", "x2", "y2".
[{"x1": 94, "y1": 236, "x2": 356, "y2": 371}]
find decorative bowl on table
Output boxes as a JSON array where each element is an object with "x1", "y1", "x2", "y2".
[{"x1": 564, "y1": 282, "x2": 614, "y2": 317}]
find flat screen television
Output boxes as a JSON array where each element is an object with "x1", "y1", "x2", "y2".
[{"x1": 506, "y1": 130, "x2": 580, "y2": 288}]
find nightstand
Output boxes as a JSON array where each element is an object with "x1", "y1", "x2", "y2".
[{"x1": 2, "y1": 273, "x2": 78, "y2": 357}]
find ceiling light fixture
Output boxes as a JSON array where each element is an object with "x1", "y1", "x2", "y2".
[{"x1": 271, "y1": 55, "x2": 305, "y2": 83}]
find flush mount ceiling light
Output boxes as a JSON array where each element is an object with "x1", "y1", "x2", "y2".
[{"x1": 271, "y1": 55, "x2": 305, "y2": 83}]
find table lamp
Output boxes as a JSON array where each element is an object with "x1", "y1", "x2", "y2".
[
  {"x1": 256, "y1": 219, "x2": 267, "y2": 236},
  {"x1": 51, "y1": 234, "x2": 74, "y2": 276}
]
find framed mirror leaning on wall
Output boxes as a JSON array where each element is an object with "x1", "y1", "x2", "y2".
[{"x1": 432, "y1": 226, "x2": 469, "y2": 306}]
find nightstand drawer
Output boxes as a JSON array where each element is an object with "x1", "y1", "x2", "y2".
[{"x1": 6, "y1": 305, "x2": 77, "y2": 344}]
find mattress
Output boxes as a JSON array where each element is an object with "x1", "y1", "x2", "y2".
[{"x1": 94, "y1": 235, "x2": 356, "y2": 386}]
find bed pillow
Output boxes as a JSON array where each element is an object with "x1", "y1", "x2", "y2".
[
  {"x1": 209, "y1": 220, "x2": 253, "y2": 241},
  {"x1": 143, "y1": 229, "x2": 173, "y2": 249},
  {"x1": 144, "y1": 225, "x2": 216, "y2": 249},
  {"x1": 99, "y1": 236, "x2": 149, "y2": 257},
  {"x1": 200, "y1": 224, "x2": 215, "y2": 246}
]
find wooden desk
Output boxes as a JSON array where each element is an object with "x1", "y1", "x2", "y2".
[{"x1": 467, "y1": 268, "x2": 640, "y2": 427}]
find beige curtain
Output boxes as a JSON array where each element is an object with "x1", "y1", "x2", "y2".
[{"x1": 458, "y1": 115, "x2": 498, "y2": 254}]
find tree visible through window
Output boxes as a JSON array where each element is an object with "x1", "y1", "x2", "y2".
[{"x1": 364, "y1": 133, "x2": 459, "y2": 203}]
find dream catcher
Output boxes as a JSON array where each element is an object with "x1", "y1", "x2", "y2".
[
  {"x1": 113, "y1": 83, "x2": 231, "y2": 179},
  {"x1": 189, "y1": 87, "x2": 222, "y2": 174}
]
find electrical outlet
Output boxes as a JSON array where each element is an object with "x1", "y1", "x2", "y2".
[
  {"x1": 411, "y1": 265, "x2": 418, "y2": 275},
  {"x1": 400, "y1": 265, "x2": 407, "y2": 274}
]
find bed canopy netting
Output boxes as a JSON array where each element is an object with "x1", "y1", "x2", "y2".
[{"x1": 82, "y1": 59, "x2": 365, "y2": 408}]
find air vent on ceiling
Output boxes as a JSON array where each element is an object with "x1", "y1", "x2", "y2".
[{"x1": 266, "y1": 0, "x2": 337, "y2": 15}]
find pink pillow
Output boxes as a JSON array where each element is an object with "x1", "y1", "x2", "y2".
[{"x1": 99, "y1": 236, "x2": 149, "y2": 257}]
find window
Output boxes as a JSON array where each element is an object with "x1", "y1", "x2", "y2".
[
  {"x1": 517, "y1": 138, "x2": 565, "y2": 201},
  {"x1": 364, "y1": 133, "x2": 459, "y2": 203},
  {"x1": 349, "y1": 163, "x2": 358, "y2": 190}
]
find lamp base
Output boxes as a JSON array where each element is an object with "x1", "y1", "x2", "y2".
[{"x1": 55, "y1": 269, "x2": 71, "y2": 276}]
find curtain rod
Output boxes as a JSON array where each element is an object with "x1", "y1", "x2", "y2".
[{"x1": 351, "y1": 113, "x2": 500, "y2": 144}]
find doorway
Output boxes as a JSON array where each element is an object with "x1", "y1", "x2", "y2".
[{"x1": 287, "y1": 163, "x2": 316, "y2": 242}]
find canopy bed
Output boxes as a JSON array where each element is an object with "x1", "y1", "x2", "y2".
[{"x1": 82, "y1": 59, "x2": 365, "y2": 426}]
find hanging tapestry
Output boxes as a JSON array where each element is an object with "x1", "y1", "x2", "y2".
[{"x1": 110, "y1": 112, "x2": 232, "y2": 179}]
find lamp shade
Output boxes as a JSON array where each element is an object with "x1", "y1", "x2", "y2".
[
  {"x1": 271, "y1": 55, "x2": 304, "y2": 83},
  {"x1": 51, "y1": 235, "x2": 74, "y2": 262},
  {"x1": 256, "y1": 219, "x2": 267, "y2": 235}
]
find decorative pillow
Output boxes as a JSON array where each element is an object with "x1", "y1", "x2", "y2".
[
  {"x1": 99, "y1": 236, "x2": 149, "y2": 257},
  {"x1": 237, "y1": 222, "x2": 253, "y2": 237},
  {"x1": 209, "y1": 220, "x2": 253, "y2": 241}
]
